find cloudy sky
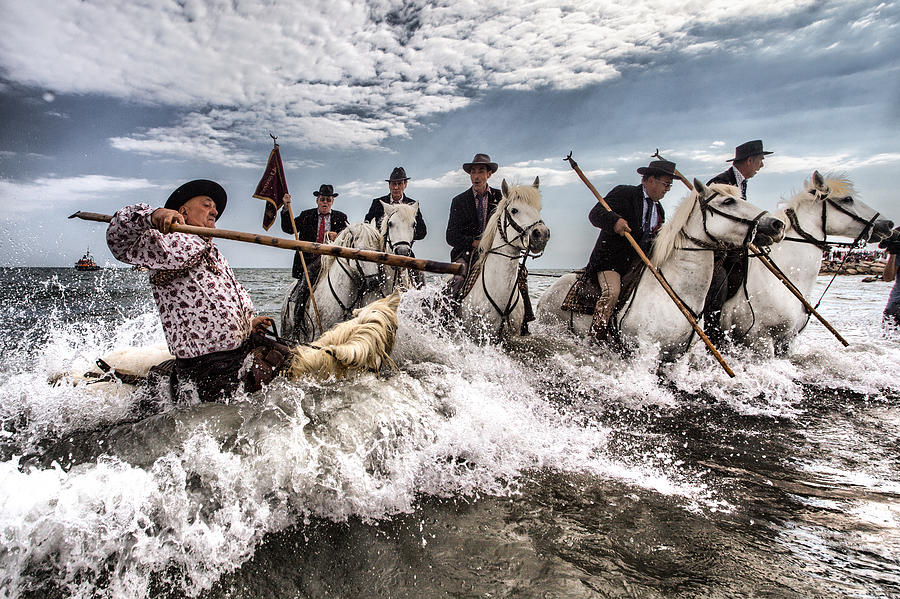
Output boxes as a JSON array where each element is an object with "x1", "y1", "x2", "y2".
[{"x1": 0, "y1": 0, "x2": 897, "y2": 269}]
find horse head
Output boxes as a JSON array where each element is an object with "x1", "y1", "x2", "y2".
[
  {"x1": 785, "y1": 171, "x2": 893, "y2": 244},
  {"x1": 478, "y1": 177, "x2": 550, "y2": 260},
  {"x1": 379, "y1": 200, "x2": 419, "y2": 257},
  {"x1": 652, "y1": 180, "x2": 782, "y2": 264}
]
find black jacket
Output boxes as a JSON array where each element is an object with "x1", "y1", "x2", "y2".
[
  {"x1": 585, "y1": 184, "x2": 665, "y2": 277},
  {"x1": 707, "y1": 168, "x2": 745, "y2": 199},
  {"x1": 446, "y1": 186, "x2": 502, "y2": 263},
  {"x1": 364, "y1": 195, "x2": 426, "y2": 241},
  {"x1": 281, "y1": 207, "x2": 348, "y2": 279}
]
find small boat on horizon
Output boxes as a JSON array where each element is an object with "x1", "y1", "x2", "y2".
[{"x1": 74, "y1": 250, "x2": 101, "y2": 271}]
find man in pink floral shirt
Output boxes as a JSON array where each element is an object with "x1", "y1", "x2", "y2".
[{"x1": 107, "y1": 179, "x2": 275, "y2": 402}]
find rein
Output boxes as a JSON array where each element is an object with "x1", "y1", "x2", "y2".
[
  {"x1": 324, "y1": 231, "x2": 387, "y2": 318},
  {"x1": 783, "y1": 188, "x2": 881, "y2": 250}
]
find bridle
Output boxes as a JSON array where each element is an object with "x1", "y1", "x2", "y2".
[
  {"x1": 679, "y1": 190, "x2": 767, "y2": 251},
  {"x1": 476, "y1": 202, "x2": 547, "y2": 337},
  {"x1": 783, "y1": 186, "x2": 880, "y2": 250}
]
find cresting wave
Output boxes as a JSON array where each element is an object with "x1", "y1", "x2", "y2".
[{"x1": 1, "y1": 271, "x2": 898, "y2": 597}]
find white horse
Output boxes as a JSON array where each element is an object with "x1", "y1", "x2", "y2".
[
  {"x1": 457, "y1": 178, "x2": 551, "y2": 340},
  {"x1": 537, "y1": 179, "x2": 785, "y2": 359},
  {"x1": 376, "y1": 201, "x2": 421, "y2": 292},
  {"x1": 720, "y1": 171, "x2": 894, "y2": 355},
  {"x1": 282, "y1": 205, "x2": 420, "y2": 342}
]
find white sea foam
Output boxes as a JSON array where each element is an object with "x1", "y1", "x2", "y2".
[{"x1": 1, "y1": 274, "x2": 898, "y2": 597}]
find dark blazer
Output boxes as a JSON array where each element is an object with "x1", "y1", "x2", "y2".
[
  {"x1": 707, "y1": 168, "x2": 745, "y2": 199},
  {"x1": 281, "y1": 207, "x2": 348, "y2": 279},
  {"x1": 364, "y1": 195, "x2": 426, "y2": 241},
  {"x1": 446, "y1": 186, "x2": 502, "y2": 263},
  {"x1": 585, "y1": 184, "x2": 665, "y2": 277}
]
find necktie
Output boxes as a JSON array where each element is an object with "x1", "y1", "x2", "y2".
[
  {"x1": 316, "y1": 214, "x2": 326, "y2": 243},
  {"x1": 740, "y1": 179, "x2": 747, "y2": 200},
  {"x1": 477, "y1": 193, "x2": 488, "y2": 231},
  {"x1": 641, "y1": 198, "x2": 654, "y2": 248}
]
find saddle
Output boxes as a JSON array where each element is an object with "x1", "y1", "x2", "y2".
[
  {"x1": 560, "y1": 262, "x2": 646, "y2": 340},
  {"x1": 560, "y1": 269, "x2": 601, "y2": 315}
]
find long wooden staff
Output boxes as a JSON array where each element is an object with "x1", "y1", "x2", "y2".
[
  {"x1": 651, "y1": 150, "x2": 849, "y2": 347},
  {"x1": 68, "y1": 211, "x2": 464, "y2": 275},
  {"x1": 565, "y1": 152, "x2": 735, "y2": 377},
  {"x1": 282, "y1": 199, "x2": 323, "y2": 333}
]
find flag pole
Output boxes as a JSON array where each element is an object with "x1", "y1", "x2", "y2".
[{"x1": 266, "y1": 135, "x2": 322, "y2": 333}]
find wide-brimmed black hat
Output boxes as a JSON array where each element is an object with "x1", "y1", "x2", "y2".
[
  {"x1": 727, "y1": 140, "x2": 773, "y2": 162},
  {"x1": 164, "y1": 179, "x2": 227, "y2": 219},
  {"x1": 462, "y1": 153, "x2": 499, "y2": 174},
  {"x1": 313, "y1": 184, "x2": 338, "y2": 198},
  {"x1": 636, "y1": 159, "x2": 678, "y2": 177},
  {"x1": 385, "y1": 167, "x2": 409, "y2": 182}
]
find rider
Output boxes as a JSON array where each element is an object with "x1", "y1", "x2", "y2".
[
  {"x1": 446, "y1": 153, "x2": 536, "y2": 334},
  {"x1": 364, "y1": 167, "x2": 427, "y2": 239},
  {"x1": 280, "y1": 184, "x2": 349, "y2": 339},
  {"x1": 106, "y1": 179, "x2": 279, "y2": 403},
  {"x1": 365, "y1": 167, "x2": 426, "y2": 287},
  {"x1": 702, "y1": 139, "x2": 773, "y2": 344},
  {"x1": 584, "y1": 159, "x2": 677, "y2": 339}
]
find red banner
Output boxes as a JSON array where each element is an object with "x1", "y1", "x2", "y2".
[{"x1": 253, "y1": 144, "x2": 289, "y2": 230}]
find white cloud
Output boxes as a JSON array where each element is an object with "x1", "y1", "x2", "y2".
[
  {"x1": 0, "y1": 0, "x2": 825, "y2": 160},
  {"x1": 0, "y1": 175, "x2": 159, "y2": 216}
]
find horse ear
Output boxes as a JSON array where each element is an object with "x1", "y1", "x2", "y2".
[
  {"x1": 532, "y1": 176, "x2": 540, "y2": 189},
  {"x1": 380, "y1": 200, "x2": 390, "y2": 211},
  {"x1": 693, "y1": 178, "x2": 707, "y2": 196},
  {"x1": 812, "y1": 170, "x2": 827, "y2": 192},
  {"x1": 501, "y1": 179, "x2": 509, "y2": 197}
]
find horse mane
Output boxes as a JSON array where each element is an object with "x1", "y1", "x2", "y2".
[
  {"x1": 473, "y1": 183, "x2": 542, "y2": 271},
  {"x1": 286, "y1": 291, "x2": 400, "y2": 378},
  {"x1": 317, "y1": 222, "x2": 383, "y2": 285},
  {"x1": 777, "y1": 172, "x2": 857, "y2": 217},
  {"x1": 649, "y1": 183, "x2": 740, "y2": 267},
  {"x1": 379, "y1": 201, "x2": 419, "y2": 237}
]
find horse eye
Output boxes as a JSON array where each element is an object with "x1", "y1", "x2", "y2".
[
  {"x1": 840, "y1": 196, "x2": 853, "y2": 203},
  {"x1": 510, "y1": 208, "x2": 519, "y2": 214},
  {"x1": 721, "y1": 197, "x2": 736, "y2": 206}
]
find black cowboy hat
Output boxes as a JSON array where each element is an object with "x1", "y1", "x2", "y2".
[
  {"x1": 462, "y1": 153, "x2": 499, "y2": 174},
  {"x1": 727, "y1": 140, "x2": 774, "y2": 162},
  {"x1": 164, "y1": 179, "x2": 227, "y2": 219},
  {"x1": 385, "y1": 167, "x2": 409, "y2": 182},
  {"x1": 636, "y1": 159, "x2": 678, "y2": 177},
  {"x1": 313, "y1": 184, "x2": 339, "y2": 198}
]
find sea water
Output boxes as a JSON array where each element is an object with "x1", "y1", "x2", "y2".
[{"x1": 0, "y1": 267, "x2": 898, "y2": 598}]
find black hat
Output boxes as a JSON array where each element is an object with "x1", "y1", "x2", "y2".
[
  {"x1": 386, "y1": 167, "x2": 409, "y2": 182},
  {"x1": 164, "y1": 179, "x2": 227, "y2": 219},
  {"x1": 313, "y1": 184, "x2": 338, "y2": 198},
  {"x1": 462, "y1": 153, "x2": 498, "y2": 174},
  {"x1": 727, "y1": 140, "x2": 773, "y2": 162},
  {"x1": 636, "y1": 159, "x2": 678, "y2": 177}
]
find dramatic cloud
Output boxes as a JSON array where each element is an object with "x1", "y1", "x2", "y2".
[{"x1": 0, "y1": 0, "x2": 845, "y2": 160}]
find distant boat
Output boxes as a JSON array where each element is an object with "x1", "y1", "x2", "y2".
[{"x1": 74, "y1": 250, "x2": 101, "y2": 271}]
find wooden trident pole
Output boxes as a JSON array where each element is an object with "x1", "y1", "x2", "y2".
[
  {"x1": 68, "y1": 212, "x2": 465, "y2": 274},
  {"x1": 564, "y1": 152, "x2": 735, "y2": 378},
  {"x1": 651, "y1": 149, "x2": 849, "y2": 347}
]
